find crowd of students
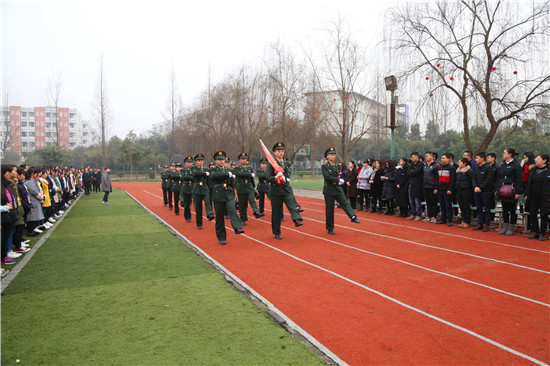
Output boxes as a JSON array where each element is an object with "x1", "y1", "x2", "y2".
[
  {"x1": 340, "y1": 149, "x2": 550, "y2": 241},
  {"x1": 1, "y1": 164, "x2": 85, "y2": 277}
]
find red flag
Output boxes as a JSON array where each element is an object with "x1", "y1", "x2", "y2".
[{"x1": 260, "y1": 139, "x2": 285, "y2": 185}]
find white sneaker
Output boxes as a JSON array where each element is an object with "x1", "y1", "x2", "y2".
[
  {"x1": 53, "y1": 214, "x2": 61, "y2": 220},
  {"x1": 64, "y1": 204, "x2": 69, "y2": 208},
  {"x1": 33, "y1": 228, "x2": 43, "y2": 233},
  {"x1": 22, "y1": 239, "x2": 30, "y2": 244},
  {"x1": 7, "y1": 251, "x2": 22, "y2": 259},
  {"x1": 43, "y1": 223, "x2": 51, "y2": 229},
  {"x1": 58, "y1": 210, "x2": 64, "y2": 214},
  {"x1": 48, "y1": 218, "x2": 57, "y2": 223},
  {"x1": 21, "y1": 243, "x2": 29, "y2": 249}
]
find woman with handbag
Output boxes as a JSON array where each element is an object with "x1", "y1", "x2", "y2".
[{"x1": 495, "y1": 148, "x2": 523, "y2": 236}]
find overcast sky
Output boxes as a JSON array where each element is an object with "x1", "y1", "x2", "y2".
[{"x1": 2, "y1": 0, "x2": 403, "y2": 138}]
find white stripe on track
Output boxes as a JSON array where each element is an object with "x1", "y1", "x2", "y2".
[
  {"x1": 240, "y1": 233, "x2": 550, "y2": 366},
  {"x1": 139, "y1": 188, "x2": 549, "y2": 366},
  {"x1": 264, "y1": 208, "x2": 550, "y2": 275}
]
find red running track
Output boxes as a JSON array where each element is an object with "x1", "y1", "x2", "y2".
[{"x1": 116, "y1": 182, "x2": 550, "y2": 365}]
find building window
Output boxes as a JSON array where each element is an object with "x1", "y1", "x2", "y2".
[
  {"x1": 29, "y1": 122, "x2": 34, "y2": 127},
  {"x1": 64, "y1": 112, "x2": 68, "y2": 117},
  {"x1": 83, "y1": 140, "x2": 88, "y2": 144},
  {"x1": 46, "y1": 132, "x2": 51, "y2": 137},
  {"x1": 83, "y1": 124, "x2": 87, "y2": 129},
  {"x1": 29, "y1": 112, "x2": 34, "y2": 117},
  {"x1": 41, "y1": 111, "x2": 44, "y2": 116},
  {"x1": 83, "y1": 132, "x2": 88, "y2": 136},
  {"x1": 22, "y1": 121, "x2": 27, "y2": 127},
  {"x1": 46, "y1": 112, "x2": 51, "y2": 118},
  {"x1": 29, "y1": 132, "x2": 34, "y2": 137},
  {"x1": 69, "y1": 113, "x2": 75, "y2": 119},
  {"x1": 70, "y1": 142, "x2": 76, "y2": 147},
  {"x1": 22, "y1": 112, "x2": 27, "y2": 117},
  {"x1": 22, "y1": 132, "x2": 27, "y2": 137},
  {"x1": 10, "y1": 110, "x2": 14, "y2": 115},
  {"x1": 70, "y1": 123, "x2": 75, "y2": 128}
]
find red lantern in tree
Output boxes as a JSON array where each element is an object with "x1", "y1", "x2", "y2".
[
  {"x1": 312, "y1": 117, "x2": 315, "y2": 120},
  {"x1": 333, "y1": 98, "x2": 336, "y2": 101},
  {"x1": 450, "y1": 76, "x2": 454, "y2": 80},
  {"x1": 492, "y1": 67, "x2": 497, "y2": 71},
  {"x1": 513, "y1": 71, "x2": 518, "y2": 74},
  {"x1": 346, "y1": 96, "x2": 349, "y2": 99},
  {"x1": 425, "y1": 77, "x2": 429, "y2": 80},
  {"x1": 430, "y1": 93, "x2": 433, "y2": 97},
  {"x1": 287, "y1": 122, "x2": 290, "y2": 124},
  {"x1": 437, "y1": 63, "x2": 440, "y2": 67}
]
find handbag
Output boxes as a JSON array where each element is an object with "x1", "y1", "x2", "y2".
[
  {"x1": 499, "y1": 184, "x2": 516, "y2": 198},
  {"x1": 1, "y1": 209, "x2": 18, "y2": 225}
]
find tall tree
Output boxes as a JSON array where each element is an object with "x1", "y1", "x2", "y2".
[
  {"x1": 390, "y1": 0, "x2": 550, "y2": 152},
  {"x1": 47, "y1": 71, "x2": 62, "y2": 148},
  {"x1": 164, "y1": 62, "x2": 183, "y2": 160},
  {"x1": 1, "y1": 81, "x2": 17, "y2": 157},
  {"x1": 94, "y1": 55, "x2": 110, "y2": 168}
]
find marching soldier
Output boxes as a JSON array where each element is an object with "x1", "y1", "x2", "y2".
[
  {"x1": 208, "y1": 161, "x2": 215, "y2": 209},
  {"x1": 167, "y1": 163, "x2": 176, "y2": 210},
  {"x1": 267, "y1": 142, "x2": 303, "y2": 240},
  {"x1": 180, "y1": 156, "x2": 194, "y2": 222},
  {"x1": 322, "y1": 147, "x2": 360, "y2": 234},
  {"x1": 191, "y1": 154, "x2": 215, "y2": 229},
  {"x1": 160, "y1": 165, "x2": 171, "y2": 207},
  {"x1": 234, "y1": 153, "x2": 263, "y2": 226},
  {"x1": 256, "y1": 158, "x2": 270, "y2": 215},
  {"x1": 210, "y1": 151, "x2": 244, "y2": 245},
  {"x1": 171, "y1": 163, "x2": 183, "y2": 215}
]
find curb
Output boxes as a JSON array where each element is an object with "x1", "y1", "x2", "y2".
[
  {"x1": 1, "y1": 194, "x2": 82, "y2": 292},
  {"x1": 124, "y1": 190, "x2": 347, "y2": 366}
]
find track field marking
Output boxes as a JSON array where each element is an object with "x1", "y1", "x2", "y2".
[
  {"x1": 240, "y1": 233, "x2": 550, "y2": 366},
  {"x1": 142, "y1": 188, "x2": 549, "y2": 306},
  {"x1": 295, "y1": 200, "x2": 550, "y2": 254},
  {"x1": 263, "y1": 207, "x2": 550, "y2": 274}
]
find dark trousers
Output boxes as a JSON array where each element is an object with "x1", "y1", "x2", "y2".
[
  {"x1": 238, "y1": 191, "x2": 259, "y2": 222},
  {"x1": 271, "y1": 193, "x2": 302, "y2": 235},
  {"x1": 502, "y1": 201, "x2": 518, "y2": 224},
  {"x1": 474, "y1": 191, "x2": 492, "y2": 227},
  {"x1": 13, "y1": 224, "x2": 24, "y2": 249},
  {"x1": 27, "y1": 220, "x2": 39, "y2": 234},
  {"x1": 213, "y1": 200, "x2": 242, "y2": 241},
  {"x1": 437, "y1": 192, "x2": 453, "y2": 223},
  {"x1": 162, "y1": 187, "x2": 169, "y2": 206},
  {"x1": 173, "y1": 191, "x2": 180, "y2": 214},
  {"x1": 84, "y1": 183, "x2": 91, "y2": 194},
  {"x1": 181, "y1": 192, "x2": 192, "y2": 221},
  {"x1": 94, "y1": 183, "x2": 100, "y2": 193},
  {"x1": 324, "y1": 191, "x2": 356, "y2": 231},
  {"x1": 258, "y1": 191, "x2": 270, "y2": 213},
  {"x1": 357, "y1": 189, "x2": 370, "y2": 210},
  {"x1": 385, "y1": 199, "x2": 395, "y2": 214},
  {"x1": 457, "y1": 189, "x2": 473, "y2": 224},
  {"x1": 424, "y1": 188, "x2": 438, "y2": 218},
  {"x1": 349, "y1": 196, "x2": 357, "y2": 209},
  {"x1": 371, "y1": 194, "x2": 382, "y2": 212},
  {"x1": 528, "y1": 199, "x2": 548, "y2": 234},
  {"x1": 193, "y1": 192, "x2": 213, "y2": 227},
  {"x1": 1, "y1": 223, "x2": 12, "y2": 259},
  {"x1": 103, "y1": 191, "x2": 110, "y2": 202}
]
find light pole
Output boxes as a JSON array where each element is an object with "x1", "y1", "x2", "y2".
[{"x1": 384, "y1": 75, "x2": 398, "y2": 159}]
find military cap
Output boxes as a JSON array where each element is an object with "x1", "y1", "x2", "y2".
[
  {"x1": 238, "y1": 152, "x2": 248, "y2": 160},
  {"x1": 225, "y1": 157, "x2": 231, "y2": 162},
  {"x1": 184, "y1": 156, "x2": 193, "y2": 162},
  {"x1": 214, "y1": 151, "x2": 226, "y2": 160},
  {"x1": 170, "y1": 163, "x2": 176, "y2": 166},
  {"x1": 273, "y1": 142, "x2": 285, "y2": 151},
  {"x1": 231, "y1": 162, "x2": 237, "y2": 167},
  {"x1": 163, "y1": 165, "x2": 168, "y2": 169},
  {"x1": 209, "y1": 161, "x2": 215, "y2": 167},
  {"x1": 176, "y1": 162, "x2": 182, "y2": 167},
  {"x1": 259, "y1": 158, "x2": 267, "y2": 163},
  {"x1": 194, "y1": 153, "x2": 204, "y2": 161},
  {"x1": 325, "y1": 147, "x2": 337, "y2": 157}
]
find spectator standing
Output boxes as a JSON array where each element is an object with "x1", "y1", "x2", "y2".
[
  {"x1": 24, "y1": 169, "x2": 45, "y2": 235},
  {"x1": 455, "y1": 158, "x2": 475, "y2": 228},
  {"x1": 369, "y1": 160, "x2": 385, "y2": 214},
  {"x1": 423, "y1": 152, "x2": 440, "y2": 223},
  {"x1": 434, "y1": 153, "x2": 456, "y2": 226},
  {"x1": 346, "y1": 161, "x2": 358, "y2": 209},
  {"x1": 407, "y1": 152, "x2": 424, "y2": 221},
  {"x1": 524, "y1": 154, "x2": 549, "y2": 241},
  {"x1": 339, "y1": 163, "x2": 348, "y2": 198},
  {"x1": 495, "y1": 148, "x2": 523, "y2": 236},
  {"x1": 472, "y1": 153, "x2": 495, "y2": 232},
  {"x1": 357, "y1": 160, "x2": 372, "y2": 212},
  {"x1": 521, "y1": 152, "x2": 536, "y2": 233},
  {"x1": 101, "y1": 168, "x2": 112, "y2": 204},
  {"x1": 464, "y1": 150, "x2": 478, "y2": 169},
  {"x1": 381, "y1": 160, "x2": 397, "y2": 215},
  {"x1": 396, "y1": 158, "x2": 410, "y2": 218}
]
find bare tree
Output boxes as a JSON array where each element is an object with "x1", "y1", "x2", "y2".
[
  {"x1": 305, "y1": 17, "x2": 376, "y2": 162},
  {"x1": 1, "y1": 81, "x2": 18, "y2": 156},
  {"x1": 47, "y1": 72, "x2": 63, "y2": 148},
  {"x1": 164, "y1": 62, "x2": 183, "y2": 160},
  {"x1": 94, "y1": 55, "x2": 110, "y2": 168},
  {"x1": 390, "y1": 0, "x2": 550, "y2": 152}
]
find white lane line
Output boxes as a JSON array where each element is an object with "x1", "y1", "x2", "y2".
[
  {"x1": 145, "y1": 188, "x2": 549, "y2": 306},
  {"x1": 296, "y1": 200, "x2": 550, "y2": 254},
  {"x1": 241, "y1": 233, "x2": 549, "y2": 366},
  {"x1": 127, "y1": 190, "x2": 348, "y2": 366},
  {"x1": 264, "y1": 207, "x2": 550, "y2": 275}
]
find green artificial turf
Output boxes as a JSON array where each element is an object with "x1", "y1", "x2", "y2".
[
  {"x1": 1, "y1": 189, "x2": 324, "y2": 365},
  {"x1": 289, "y1": 179, "x2": 324, "y2": 191}
]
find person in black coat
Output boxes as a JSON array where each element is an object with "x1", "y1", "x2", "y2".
[
  {"x1": 407, "y1": 152, "x2": 424, "y2": 220},
  {"x1": 524, "y1": 154, "x2": 549, "y2": 241},
  {"x1": 369, "y1": 160, "x2": 385, "y2": 213},
  {"x1": 472, "y1": 152, "x2": 496, "y2": 232},
  {"x1": 495, "y1": 148, "x2": 523, "y2": 236},
  {"x1": 395, "y1": 158, "x2": 410, "y2": 217},
  {"x1": 434, "y1": 153, "x2": 456, "y2": 226},
  {"x1": 381, "y1": 160, "x2": 397, "y2": 215},
  {"x1": 423, "y1": 152, "x2": 440, "y2": 222},
  {"x1": 455, "y1": 158, "x2": 475, "y2": 228}
]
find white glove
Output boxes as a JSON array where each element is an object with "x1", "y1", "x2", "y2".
[
  {"x1": 205, "y1": 172, "x2": 210, "y2": 176},
  {"x1": 339, "y1": 178, "x2": 345, "y2": 185},
  {"x1": 228, "y1": 172, "x2": 233, "y2": 178},
  {"x1": 275, "y1": 172, "x2": 283, "y2": 179},
  {"x1": 251, "y1": 173, "x2": 255, "y2": 178},
  {"x1": 286, "y1": 177, "x2": 290, "y2": 182}
]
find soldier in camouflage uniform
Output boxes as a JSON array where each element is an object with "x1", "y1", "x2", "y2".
[
  {"x1": 191, "y1": 153, "x2": 215, "y2": 229},
  {"x1": 256, "y1": 158, "x2": 270, "y2": 215},
  {"x1": 322, "y1": 147, "x2": 360, "y2": 234},
  {"x1": 167, "y1": 163, "x2": 176, "y2": 210},
  {"x1": 266, "y1": 142, "x2": 303, "y2": 240},
  {"x1": 171, "y1": 163, "x2": 183, "y2": 215},
  {"x1": 210, "y1": 151, "x2": 244, "y2": 245},
  {"x1": 234, "y1": 152, "x2": 262, "y2": 225},
  {"x1": 161, "y1": 165, "x2": 171, "y2": 207},
  {"x1": 180, "y1": 156, "x2": 194, "y2": 222}
]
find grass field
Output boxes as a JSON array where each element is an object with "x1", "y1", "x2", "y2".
[
  {"x1": 288, "y1": 179, "x2": 323, "y2": 191},
  {"x1": 1, "y1": 190, "x2": 323, "y2": 365}
]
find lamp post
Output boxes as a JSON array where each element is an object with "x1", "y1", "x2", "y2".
[{"x1": 384, "y1": 75, "x2": 398, "y2": 159}]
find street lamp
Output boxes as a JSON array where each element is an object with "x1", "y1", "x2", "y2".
[{"x1": 385, "y1": 75, "x2": 398, "y2": 159}]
